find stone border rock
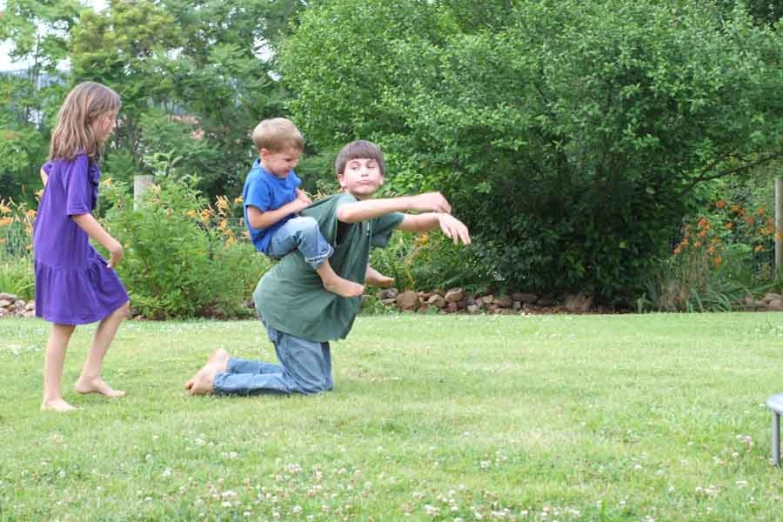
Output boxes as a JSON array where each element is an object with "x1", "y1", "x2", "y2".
[
  {"x1": 0, "y1": 293, "x2": 36, "y2": 318},
  {"x1": 376, "y1": 288, "x2": 591, "y2": 315},
  {"x1": 3, "y1": 289, "x2": 783, "y2": 319},
  {"x1": 373, "y1": 288, "x2": 783, "y2": 314}
]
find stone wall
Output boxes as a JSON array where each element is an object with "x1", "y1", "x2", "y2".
[{"x1": 0, "y1": 293, "x2": 36, "y2": 318}]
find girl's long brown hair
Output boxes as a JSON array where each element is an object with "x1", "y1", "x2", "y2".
[{"x1": 49, "y1": 82, "x2": 120, "y2": 162}]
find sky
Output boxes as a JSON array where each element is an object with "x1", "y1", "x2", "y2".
[{"x1": 0, "y1": 0, "x2": 107, "y2": 71}]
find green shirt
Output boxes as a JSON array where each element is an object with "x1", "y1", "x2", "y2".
[{"x1": 254, "y1": 193, "x2": 404, "y2": 342}]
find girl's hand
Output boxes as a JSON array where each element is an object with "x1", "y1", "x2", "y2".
[{"x1": 107, "y1": 240, "x2": 124, "y2": 269}]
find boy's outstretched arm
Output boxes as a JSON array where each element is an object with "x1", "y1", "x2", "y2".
[
  {"x1": 398, "y1": 212, "x2": 471, "y2": 246},
  {"x1": 336, "y1": 192, "x2": 452, "y2": 223}
]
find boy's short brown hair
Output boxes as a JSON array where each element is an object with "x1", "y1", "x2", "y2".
[
  {"x1": 251, "y1": 118, "x2": 304, "y2": 152},
  {"x1": 334, "y1": 140, "x2": 386, "y2": 177}
]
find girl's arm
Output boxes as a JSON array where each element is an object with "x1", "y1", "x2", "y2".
[
  {"x1": 40, "y1": 168, "x2": 49, "y2": 186},
  {"x1": 71, "y1": 214, "x2": 124, "y2": 268}
]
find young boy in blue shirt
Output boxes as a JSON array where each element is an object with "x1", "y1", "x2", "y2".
[
  {"x1": 187, "y1": 140, "x2": 471, "y2": 396},
  {"x1": 243, "y1": 118, "x2": 390, "y2": 297}
]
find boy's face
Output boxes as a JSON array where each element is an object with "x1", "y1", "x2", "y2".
[
  {"x1": 338, "y1": 157, "x2": 384, "y2": 199},
  {"x1": 260, "y1": 147, "x2": 301, "y2": 177}
]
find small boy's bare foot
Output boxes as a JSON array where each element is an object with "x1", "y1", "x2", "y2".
[
  {"x1": 324, "y1": 277, "x2": 365, "y2": 298},
  {"x1": 41, "y1": 399, "x2": 77, "y2": 412},
  {"x1": 74, "y1": 377, "x2": 126, "y2": 398},
  {"x1": 187, "y1": 350, "x2": 229, "y2": 396},
  {"x1": 186, "y1": 349, "x2": 229, "y2": 391}
]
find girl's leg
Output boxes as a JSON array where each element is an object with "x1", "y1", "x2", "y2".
[
  {"x1": 42, "y1": 323, "x2": 77, "y2": 411},
  {"x1": 74, "y1": 301, "x2": 129, "y2": 398}
]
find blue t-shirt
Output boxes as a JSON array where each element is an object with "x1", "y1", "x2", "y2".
[{"x1": 242, "y1": 159, "x2": 302, "y2": 253}]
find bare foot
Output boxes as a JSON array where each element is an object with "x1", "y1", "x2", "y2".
[
  {"x1": 187, "y1": 349, "x2": 229, "y2": 396},
  {"x1": 74, "y1": 377, "x2": 126, "y2": 398},
  {"x1": 367, "y1": 273, "x2": 394, "y2": 288},
  {"x1": 186, "y1": 349, "x2": 229, "y2": 391},
  {"x1": 41, "y1": 398, "x2": 77, "y2": 412},
  {"x1": 324, "y1": 277, "x2": 365, "y2": 298},
  {"x1": 365, "y1": 265, "x2": 394, "y2": 288}
]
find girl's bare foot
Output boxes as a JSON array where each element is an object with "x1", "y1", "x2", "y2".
[
  {"x1": 74, "y1": 377, "x2": 126, "y2": 398},
  {"x1": 41, "y1": 398, "x2": 77, "y2": 412},
  {"x1": 186, "y1": 349, "x2": 229, "y2": 391},
  {"x1": 324, "y1": 278, "x2": 365, "y2": 298}
]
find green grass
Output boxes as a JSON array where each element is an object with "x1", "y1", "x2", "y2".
[{"x1": 1, "y1": 313, "x2": 783, "y2": 521}]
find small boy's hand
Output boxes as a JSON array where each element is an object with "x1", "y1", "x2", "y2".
[
  {"x1": 438, "y1": 214, "x2": 471, "y2": 246},
  {"x1": 296, "y1": 190, "x2": 312, "y2": 204},
  {"x1": 291, "y1": 198, "x2": 311, "y2": 213},
  {"x1": 410, "y1": 192, "x2": 452, "y2": 214}
]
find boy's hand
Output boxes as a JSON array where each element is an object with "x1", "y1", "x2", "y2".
[
  {"x1": 296, "y1": 189, "x2": 312, "y2": 204},
  {"x1": 409, "y1": 192, "x2": 452, "y2": 214},
  {"x1": 438, "y1": 214, "x2": 471, "y2": 246},
  {"x1": 290, "y1": 198, "x2": 311, "y2": 213}
]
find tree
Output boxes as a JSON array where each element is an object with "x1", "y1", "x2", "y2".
[
  {"x1": 282, "y1": 0, "x2": 783, "y2": 303},
  {"x1": 69, "y1": 0, "x2": 183, "y2": 183},
  {"x1": 160, "y1": 0, "x2": 305, "y2": 197},
  {"x1": 0, "y1": 0, "x2": 79, "y2": 203},
  {"x1": 68, "y1": 0, "x2": 305, "y2": 198}
]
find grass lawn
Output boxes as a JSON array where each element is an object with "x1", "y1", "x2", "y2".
[{"x1": 1, "y1": 312, "x2": 783, "y2": 521}]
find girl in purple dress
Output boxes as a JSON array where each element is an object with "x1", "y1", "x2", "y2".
[{"x1": 34, "y1": 82, "x2": 130, "y2": 412}]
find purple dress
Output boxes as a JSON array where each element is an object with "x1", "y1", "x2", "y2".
[{"x1": 33, "y1": 154, "x2": 129, "y2": 325}]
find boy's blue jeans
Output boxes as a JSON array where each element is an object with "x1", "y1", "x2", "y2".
[
  {"x1": 212, "y1": 316, "x2": 334, "y2": 396},
  {"x1": 267, "y1": 216, "x2": 333, "y2": 270}
]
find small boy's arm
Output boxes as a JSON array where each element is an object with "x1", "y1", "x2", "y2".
[
  {"x1": 295, "y1": 188, "x2": 312, "y2": 204},
  {"x1": 246, "y1": 199, "x2": 309, "y2": 229}
]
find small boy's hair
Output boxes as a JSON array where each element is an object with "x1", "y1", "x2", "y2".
[
  {"x1": 335, "y1": 140, "x2": 386, "y2": 177},
  {"x1": 251, "y1": 118, "x2": 304, "y2": 152}
]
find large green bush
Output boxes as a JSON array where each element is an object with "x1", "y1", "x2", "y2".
[
  {"x1": 283, "y1": 0, "x2": 783, "y2": 304},
  {"x1": 101, "y1": 176, "x2": 271, "y2": 319}
]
